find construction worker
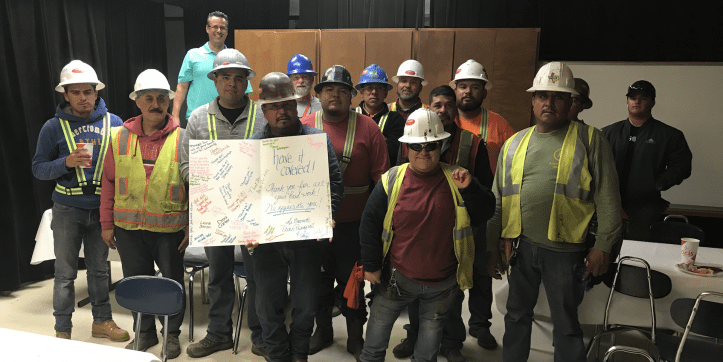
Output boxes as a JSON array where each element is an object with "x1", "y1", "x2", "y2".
[
  {"x1": 300, "y1": 65, "x2": 390, "y2": 361},
  {"x1": 389, "y1": 60, "x2": 428, "y2": 120},
  {"x1": 568, "y1": 78, "x2": 593, "y2": 124},
  {"x1": 179, "y1": 48, "x2": 268, "y2": 359},
  {"x1": 100, "y1": 69, "x2": 188, "y2": 359},
  {"x1": 360, "y1": 108, "x2": 495, "y2": 362},
  {"x1": 603, "y1": 80, "x2": 692, "y2": 241},
  {"x1": 451, "y1": 59, "x2": 516, "y2": 173},
  {"x1": 173, "y1": 11, "x2": 252, "y2": 123},
  {"x1": 245, "y1": 72, "x2": 344, "y2": 362},
  {"x1": 355, "y1": 64, "x2": 406, "y2": 165},
  {"x1": 32, "y1": 60, "x2": 129, "y2": 343},
  {"x1": 487, "y1": 62, "x2": 622, "y2": 362},
  {"x1": 392, "y1": 86, "x2": 494, "y2": 362},
  {"x1": 286, "y1": 54, "x2": 322, "y2": 117}
]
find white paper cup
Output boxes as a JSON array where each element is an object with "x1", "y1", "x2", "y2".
[
  {"x1": 76, "y1": 143, "x2": 93, "y2": 168},
  {"x1": 681, "y1": 238, "x2": 700, "y2": 264}
]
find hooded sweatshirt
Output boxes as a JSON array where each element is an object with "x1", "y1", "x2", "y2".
[
  {"x1": 32, "y1": 98, "x2": 123, "y2": 209},
  {"x1": 99, "y1": 114, "x2": 181, "y2": 230}
]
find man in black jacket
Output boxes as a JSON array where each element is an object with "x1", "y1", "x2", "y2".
[{"x1": 603, "y1": 80, "x2": 692, "y2": 241}]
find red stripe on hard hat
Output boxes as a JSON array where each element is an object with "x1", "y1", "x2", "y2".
[
  {"x1": 72, "y1": 69, "x2": 83, "y2": 73},
  {"x1": 223, "y1": 62, "x2": 230, "y2": 65},
  {"x1": 406, "y1": 119, "x2": 415, "y2": 125}
]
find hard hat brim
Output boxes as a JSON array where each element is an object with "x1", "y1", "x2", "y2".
[
  {"x1": 449, "y1": 78, "x2": 492, "y2": 90},
  {"x1": 526, "y1": 85, "x2": 579, "y2": 96},
  {"x1": 314, "y1": 81, "x2": 357, "y2": 97},
  {"x1": 55, "y1": 81, "x2": 105, "y2": 93},
  {"x1": 398, "y1": 132, "x2": 451, "y2": 144},
  {"x1": 286, "y1": 70, "x2": 318, "y2": 76},
  {"x1": 392, "y1": 75, "x2": 428, "y2": 86},
  {"x1": 255, "y1": 93, "x2": 303, "y2": 106},
  {"x1": 207, "y1": 66, "x2": 256, "y2": 81},
  {"x1": 354, "y1": 82, "x2": 393, "y2": 91},
  {"x1": 129, "y1": 89, "x2": 176, "y2": 101}
]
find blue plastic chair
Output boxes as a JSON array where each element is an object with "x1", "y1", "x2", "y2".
[
  {"x1": 232, "y1": 262, "x2": 248, "y2": 354},
  {"x1": 115, "y1": 276, "x2": 185, "y2": 362}
]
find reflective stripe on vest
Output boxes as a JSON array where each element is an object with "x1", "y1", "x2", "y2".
[
  {"x1": 478, "y1": 108, "x2": 489, "y2": 143},
  {"x1": 206, "y1": 100, "x2": 257, "y2": 140},
  {"x1": 314, "y1": 111, "x2": 358, "y2": 181},
  {"x1": 500, "y1": 122, "x2": 595, "y2": 243},
  {"x1": 56, "y1": 114, "x2": 111, "y2": 195},
  {"x1": 389, "y1": 102, "x2": 428, "y2": 112},
  {"x1": 112, "y1": 126, "x2": 187, "y2": 232},
  {"x1": 379, "y1": 163, "x2": 475, "y2": 290},
  {"x1": 455, "y1": 130, "x2": 475, "y2": 169},
  {"x1": 355, "y1": 107, "x2": 390, "y2": 134}
]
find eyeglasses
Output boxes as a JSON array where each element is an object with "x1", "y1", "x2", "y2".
[
  {"x1": 208, "y1": 25, "x2": 228, "y2": 31},
  {"x1": 408, "y1": 142, "x2": 440, "y2": 152}
]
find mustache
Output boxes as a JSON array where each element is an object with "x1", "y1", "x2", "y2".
[{"x1": 150, "y1": 108, "x2": 164, "y2": 113}]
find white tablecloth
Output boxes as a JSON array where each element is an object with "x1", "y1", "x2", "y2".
[
  {"x1": 494, "y1": 240, "x2": 723, "y2": 331},
  {"x1": 0, "y1": 328, "x2": 160, "y2": 362},
  {"x1": 32, "y1": 209, "x2": 121, "y2": 265}
]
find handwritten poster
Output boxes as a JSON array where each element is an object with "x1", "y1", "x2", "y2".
[{"x1": 189, "y1": 134, "x2": 333, "y2": 247}]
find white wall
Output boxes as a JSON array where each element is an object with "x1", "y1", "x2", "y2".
[{"x1": 565, "y1": 62, "x2": 723, "y2": 207}]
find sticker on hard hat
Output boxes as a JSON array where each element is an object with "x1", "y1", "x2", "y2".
[
  {"x1": 405, "y1": 70, "x2": 416, "y2": 76},
  {"x1": 548, "y1": 73, "x2": 559, "y2": 83},
  {"x1": 406, "y1": 119, "x2": 415, "y2": 126},
  {"x1": 455, "y1": 69, "x2": 462, "y2": 74},
  {"x1": 223, "y1": 62, "x2": 230, "y2": 65},
  {"x1": 72, "y1": 69, "x2": 83, "y2": 73},
  {"x1": 362, "y1": 70, "x2": 369, "y2": 75}
]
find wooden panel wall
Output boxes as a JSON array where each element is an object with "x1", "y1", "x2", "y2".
[{"x1": 236, "y1": 28, "x2": 540, "y2": 130}]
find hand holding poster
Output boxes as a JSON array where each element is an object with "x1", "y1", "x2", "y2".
[{"x1": 189, "y1": 134, "x2": 332, "y2": 247}]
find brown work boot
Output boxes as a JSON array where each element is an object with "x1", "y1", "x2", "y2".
[
  {"x1": 346, "y1": 317, "x2": 364, "y2": 362},
  {"x1": 92, "y1": 320, "x2": 130, "y2": 342},
  {"x1": 55, "y1": 332, "x2": 71, "y2": 339},
  {"x1": 308, "y1": 307, "x2": 334, "y2": 355}
]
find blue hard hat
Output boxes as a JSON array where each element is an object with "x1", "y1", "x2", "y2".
[
  {"x1": 286, "y1": 54, "x2": 317, "y2": 76},
  {"x1": 355, "y1": 64, "x2": 393, "y2": 91}
]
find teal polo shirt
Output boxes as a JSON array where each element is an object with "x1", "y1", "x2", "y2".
[{"x1": 178, "y1": 42, "x2": 253, "y2": 118}]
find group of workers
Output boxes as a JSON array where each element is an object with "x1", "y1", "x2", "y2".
[{"x1": 32, "y1": 10, "x2": 693, "y2": 362}]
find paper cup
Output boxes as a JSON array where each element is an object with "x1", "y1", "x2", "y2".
[
  {"x1": 681, "y1": 238, "x2": 700, "y2": 264},
  {"x1": 76, "y1": 143, "x2": 93, "y2": 168}
]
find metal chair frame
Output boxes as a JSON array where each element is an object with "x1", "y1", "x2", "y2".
[
  {"x1": 663, "y1": 291, "x2": 723, "y2": 362},
  {"x1": 603, "y1": 345, "x2": 656, "y2": 362},
  {"x1": 231, "y1": 262, "x2": 248, "y2": 355},
  {"x1": 115, "y1": 276, "x2": 185, "y2": 362},
  {"x1": 183, "y1": 257, "x2": 210, "y2": 342}
]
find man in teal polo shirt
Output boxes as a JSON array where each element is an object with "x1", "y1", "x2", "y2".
[{"x1": 172, "y1": 11, "x2": 252, "y2": 122}]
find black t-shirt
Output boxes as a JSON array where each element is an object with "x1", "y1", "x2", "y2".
[
  {"x1": 620, "y1": 125, "x2": 640, "y2": 203},
  {"x1": 218, "y1": 103, "x2": 245, "y2": 125}
]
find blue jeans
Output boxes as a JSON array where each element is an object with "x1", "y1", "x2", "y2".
[
  {"x1": 254, "y1": 240, "x2": 321, "y2": 362},
  {"x1": 204, "y1": 245, "x2": 235, "y2": 342},
  {"x1": 503, "y1": 239, "x2": 587, "y2": 362},
  {"x1": 51, "y1": 203, "x2": 111, "y2": 333},
  {"x1": 114, "y1": 227, "x2": 186, "y2": 336},
  {"x1": 361, "y1": 270, "x2": 458, "y2": 362}
]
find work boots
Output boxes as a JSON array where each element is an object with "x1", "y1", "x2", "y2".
[
  {"x1": 308, "y1": 307, "x2": 334, "y2": 354},
  {"x1": 346, "y1": 317, "x2": 364, "y2": 362}
]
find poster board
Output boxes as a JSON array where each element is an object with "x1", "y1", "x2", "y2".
[{"x1": 188, "y1": 134, "x2": 333, "y2": 247}]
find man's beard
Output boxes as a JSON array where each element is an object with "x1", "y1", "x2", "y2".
[
  {"x1": 457, "y1": 97, "x2": 483, "y2": 112},
  {"x1": 398, "y1": 90, "x2": 417, "y2": 102},
  {"x1": 295, "y1": 85, "x2": 311, "y2": 97}
]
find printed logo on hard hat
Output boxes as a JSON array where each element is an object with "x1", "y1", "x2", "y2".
[
  {"x1": 222, "y1": 62, "x2": 230, "y2": 65},
  {"x1": 405, "y1": 70, "x2": 416, "y2": 76},
  {"x1": 72, "y1": 69, "x2": 83, "y2": 73},
  {"x1": 362, "y1": 69, "x2": 377, "y2": 76},
  {"x1": 548, "y1": 72, "x2": 559, "y2": 83},
  {"x1": 455, "y1": 68, "x2": 462, "y2": 74},
  {"x1": 406, "y1": 119, "x2": 415, "y2": 126}
]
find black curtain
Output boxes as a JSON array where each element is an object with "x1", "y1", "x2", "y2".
[
  {"x1": 298, "y1": 0, "x2": 723, "y2": 62},
  {"x1": 0, "y1": 0, "x2": 166, "y2": 292}
]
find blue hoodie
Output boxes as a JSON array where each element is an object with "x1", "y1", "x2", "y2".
[{"x1": 32, "y1": 98, "x2": 123, "y2": 209}]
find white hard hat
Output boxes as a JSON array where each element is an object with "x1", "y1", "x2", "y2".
[
  {"x1": 450, "y1": 59, "x2": 492, "y2": 89},
  {"x1": 55, "y1": 60, "x2": 105, "y2": 93},
  {"x1": 207, "y1": 49, "x2": 255, "y2": 80},
  {"x1": 398, "y1": 108, "x2": 451, "y2": 144},
  {"x1": 526, "y1": 62, "x2": 578, "y2": 95},
  {"x1": 392, "y1": 59, "x2": 428, "y2": 86},
  {"x1": 129, "y1": 69, "x2": 175, "y2": 100}
]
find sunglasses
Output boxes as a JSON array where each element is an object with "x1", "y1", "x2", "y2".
[{"x1": 408, "y1": 142, "x2": 440, "y2": 152}]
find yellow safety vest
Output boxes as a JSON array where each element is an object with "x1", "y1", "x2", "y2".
[
  {"x1": 380, "y1": 163, "x2": 475, "y2": 290},
  {"x1": 55, "y1": 114, "x2": 111, "y2": 196},
  {"x1": 500, "y1": 122, "x2": 595, "y2": 243},
  {"x1": 355, "y1": 106, "x2": 389, "y2": 134},
  {"x1": 314, "y1": 111, "x2": 368, "y2": 195},
  {"x1": 206, "y1": 100, "x2": 258, "y2": 140},
  {"x1": 111, "y1": 126, "x2": 187, "y2": 232}
]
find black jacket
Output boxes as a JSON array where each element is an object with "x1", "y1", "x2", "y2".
[{"x1": 603, "y1": 117, "x2": 692, "y2": 207}]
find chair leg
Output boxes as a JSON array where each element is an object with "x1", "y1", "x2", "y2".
[
  {"x1": 201, "y1": 268, "x2": 209, "y2": 304},
  {"x1": 133, "y1": 312, "x2": 143, "y2": 350},
  {"x1": 233, "y1": 283, "x2": 248, "y2": 355},
  {"x1": 161, "y1": 315, "x2": 169, "y2": 362},
  {"x1": 188, "y1": 271, "x2": 196, "y2": 342}
]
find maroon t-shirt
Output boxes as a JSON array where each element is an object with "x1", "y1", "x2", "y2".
[{"x1": 390, "y1": 167, "x2": 457, "y2": 285}]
